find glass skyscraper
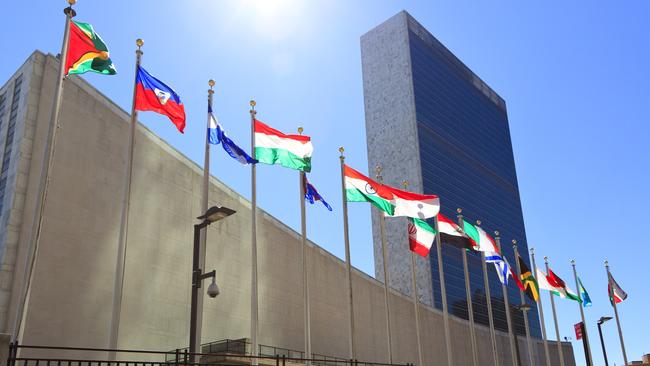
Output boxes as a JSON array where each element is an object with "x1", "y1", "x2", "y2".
[{"x1": 361, "y1": 11, "x2": 540, "y2": 338}]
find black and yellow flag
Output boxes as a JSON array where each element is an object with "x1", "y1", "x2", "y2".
[{"x1": 518, "y1": 255, "x2": 539, "y2": 302}]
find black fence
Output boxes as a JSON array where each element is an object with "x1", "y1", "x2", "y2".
[{"x1": 7, "y1": 342, "x2": 415, "y2": 366}]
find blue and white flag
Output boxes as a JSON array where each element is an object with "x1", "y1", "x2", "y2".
[
  {"x1": 303, "y1": 175, "x2": 332, "y2": 211},
  {"x1": 486, "y1": 252, "x2": 510, "y2": 285},
  {"x1": 208, "y1": 106, "x2": 256, "y2": 165}
]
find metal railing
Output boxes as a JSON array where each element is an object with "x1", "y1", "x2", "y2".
[{"x1": 8, "y1": 342, "x2": 414, "y2": 366}]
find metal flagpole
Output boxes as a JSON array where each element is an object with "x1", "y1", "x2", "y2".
[
  {"x1": 544, "y1": 257, "x2": 565, "y2": 366},
  {"x1": 374, "y1": 166, "x2": 393, "y2": 364},
  {"x1": 512, "y1": 241, "x2": 534, "y2": 366},
  {"x1": 455, "y1": 209, "x2": 478, "y2": 366},
  {"x1": 530, "y1": 248, "x2": 551, "y2": 366},
  {"x1": 12, "y1": 0, "x2": 76, "y2": 343},
  {"x1": 193, "y1": 79, "x2": 216, "y2": 355},
  {"x1": 433, "y1": 215, "x2": 453, "y2": 366},
  {"x1": 250, "y1": 101, "x2": 259, "y2": 364},
  {"x1": 108, "y1": 38, "x2": 144, "y2": 358},
  {"x1": 298, "y1": 128, "x2": 312, "y2": 363},
  {"x1": 338, "y1": 147, "x2": 356, "y2": 360},
  {"x1": 571, "y1": 260, "x2": 593, "y2": 366},
  {"x1": 475, "y1": 221, "x2": 499, "y2": 366},
  {"x1": 605, "y1": 261, "x2": 628, "y2": 365},
  {"x1": 402, "y1": 181, "x2": 423, "y2": 366},
  {"x1": 494, "y1": 232, "x2": 518, "y2": 366}
]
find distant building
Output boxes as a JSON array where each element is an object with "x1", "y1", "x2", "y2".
[{"x1": 361, "y1": 11, "x2": 541, "y2": 337}]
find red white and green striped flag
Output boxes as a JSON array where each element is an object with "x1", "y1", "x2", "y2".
[
  {"x1": 461, "y1": 220, "x2": 498, "y2": 253},
  {"x1": 66, "y1": 21, "x2": 116, "y2": 75},
  {"x1": 254, "y1": 120, "x2": 313, "y2": 172},
  {"x1": 608, "y1": 272, "x2": 628, "y2": 305},
  {"x1": 408, "y1": 218, "x2": 435, "y2": 256}
]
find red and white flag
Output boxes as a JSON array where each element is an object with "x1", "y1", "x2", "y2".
[{"x1": 608, "y1": 272, "x2": 628, "y2": 305}]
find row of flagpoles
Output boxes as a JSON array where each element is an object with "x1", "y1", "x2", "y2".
[{"x1": 11, "y1": 3, "x2": 631, "y2": 366}]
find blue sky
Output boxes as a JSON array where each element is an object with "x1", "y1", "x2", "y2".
[{"x1": 2, "y1": 1, "x2": 649, "y2": 365}]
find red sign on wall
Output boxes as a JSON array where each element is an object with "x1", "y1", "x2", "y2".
[{"x1": 574, "y1": 322, "x2": 583, "y2": 340}]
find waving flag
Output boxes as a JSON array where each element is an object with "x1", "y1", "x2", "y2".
[
  {"x1": 438, "y1": 214, "x2": 472, "y2": 249},
  {"x1": 66, "y1": 20, "x2": 116, "y2": 76},
  {"x1": 518, "y1": 255, "x2": 540, "y2": 302},
  {"x1": 254, "y1": 120, "x2": 313, "y2": 171},
  {"x1": 608, "y1": 272, "x2": 628, "y2": 305},
  {"x1": 208, "y1": 106, "x2": 256, "y2": 165},
  {"x1": 135, "y1": 66, "x2": 186, "y2": 132},
  {"x1": 303, "y1": 175, "x2": 332, "y2": 211},
  {"x1": 408, "y1": 218, "x2": 435, "y2": 256},
  {"x1": 578, "y1": 277, "x2": 592, "y2": 307},
  {"x1": 547, "y1": 269, "x2": 581, "y2": 302},
  {"x1": 462, "y1": 221, "x2": 498, "y2": 253}
]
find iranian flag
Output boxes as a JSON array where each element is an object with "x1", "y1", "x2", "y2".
[
  {"x1": 344, "y1": 165, "x2": 395, "y2": 215},
  {"x1": 66, "y1": 21, "x2": 116, "y2": 75},
  {"x1": 462, "y1": 220, "x2": 498, "y2": 253},
  {"x1": 608, "y1": 272, "x2": 628, "y2": 305},
  {"x1": 254, "y1": 120, "x2": 313, "y2": 172},
  {"x1": 408, "y1": 218, "x2": 435, "y2": 256}
]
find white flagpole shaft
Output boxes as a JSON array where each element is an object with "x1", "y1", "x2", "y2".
[
  {"x1": 250, "y1": 102, "x2": 259, "y2": 364},
  {"x1": 481, "y1": 251, "x2": 499, "y2": 366},
  {"x1": 338, "y1": 149, "x2": 356, "y2": 360},
  {"x1": 299, "y1": 170, "x2": 312, "y2": 362},
  {"x1": 513, "y1": 243, "x2": 534, "y2": 366},
  {"x1": 433, "y1": 216, "x2": 453, "y2": 366},
  {"x1": 410, "y1": 252, "x2": 424, "y2": 366},
  {"x1": 544, "y1": 258, "x2": 565, "y2": 366},
  {"x1": 12, "y1": 3, "x2": 75, "y2": 343},
  {"x1": 108, "y1": 39, "x2": 143, "y2": 358},
  {"x1": 456, "y1": 212, "x2": 478, "y2": 366},
  {"x1": 193, "y1": 83, "x2": 214, "y2": 356},
  {"x1": 606, "y1": 262, "x2": 627, "y2": 365},
  {"x1": 571, "y1": 260, "x2": 592, "y2": 365},
  {"x1": 374, "y1": 169, "x2": 392, "y2": 364},
  {"x1": 530, "y1": 249, "x2": 551, "y2": 366},
  {"x1": 495, "y1": 235, "x2": 518, "y2": 366}
]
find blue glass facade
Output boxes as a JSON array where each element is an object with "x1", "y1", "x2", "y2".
[{"x1": 408, "y1": 28, "x2": 541, "y2": 338}]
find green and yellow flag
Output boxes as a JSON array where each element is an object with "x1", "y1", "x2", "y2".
[{"x1": 518, "y1": 255, "x2": 539, "y2": 302}]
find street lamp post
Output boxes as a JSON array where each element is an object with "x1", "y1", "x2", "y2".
[
  {"x1": 189, "y1": 206, "x2": 236, "y2": 363},
  {"x1": 597, "y1": 316, "x2": 613, "y2": 366},
  {"x1": 509, "y1": 304, "x2": 530, "y2": 366},
  {"x1": 511, "y1": 303, "x2": 531, "y2": 366}
]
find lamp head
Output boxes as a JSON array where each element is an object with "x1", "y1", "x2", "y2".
[
  {"x1": 517, "y1": 304, "x2": 531, "y2": 312},
  {"x1": 598, "y1": 316, "x2": 613, "y2": 324},
  {"x1": 207, "y1": 278, "x2": 220, "y2": 298},
  {"x1": 198, "y1": 205, "x2": 236, "y2": 224}
]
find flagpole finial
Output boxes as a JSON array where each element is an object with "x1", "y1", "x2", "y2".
[
  {"x1": 570, "y1": 259, "x2": 575, "y2": 265},
  {"x1": 375, "y1": 165, "x2": 382, "y2": 181},
  {"x1": 544, "y1": 256, "x2": 549, "y2": 263},
  {"x1": 298, "y1": 127, "x2": 303, "y2": 135},
  {"x1": 512, "y1": 239, "x2": 517, "y2": 248},
  {"x1": 475, "y1": 219, "x2": 481, "y2": 226},
  {"x1": 136, "y1": 39, "x2": 144, "y2": 48},
  {"x1": 492, "y1": 229, "x2": 497, "y2": 236},
  {"x1": 339, "y1": 146, "x2": 345, "y2": 160},
  {"x1": 530, "y1": 247, "x2": 535, "y2": 255},
  {"x1": 208, "y1": 79, "x2": 215, "y2": 89},
  {"x1": 402, "y1": 180, "x2": 408, "y2": 190},
  {"x1": 250, "y1": 100, "x2": 256, "y2": 108},
  {"x1": 456, "y1": 208, "x2": 462, "y2": 214},
  {"x1": 64, "y1": 0, "x2": 77, "y2": 16},
  {"x1": 604, "y1": 260, "x2": 609, "y2": 267}
]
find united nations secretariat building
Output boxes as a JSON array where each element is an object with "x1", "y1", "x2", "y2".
[{"x1": 0, "y1": 12, "x2": 574, "y2": 366}]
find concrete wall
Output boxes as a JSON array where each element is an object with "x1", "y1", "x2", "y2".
[{"x1": 0, "y1": 52, "x2": 574, "y2": 366}]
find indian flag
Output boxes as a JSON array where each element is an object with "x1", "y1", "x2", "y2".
[
  {"x1": 254, "y1": 120, "x2": 313, "y2": 172},
  {"x1": 344, "y1": 165, "x2": 394, "y2": 215},
  {"x1": 408, "y1": 218, "x2": 435, "y2": 256}
]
